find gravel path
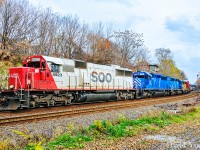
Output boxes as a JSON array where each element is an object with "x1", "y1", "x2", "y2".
[{"x1": 0, "y1": 94, "x2": 199, "y2": 149}]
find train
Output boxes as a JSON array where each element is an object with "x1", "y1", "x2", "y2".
[
  {"x1": 133, "y1": 71, "x2": 190, "y2": 98},
  {"x1": 0, "y1": 55, "x2": 190, "y2": 110}
]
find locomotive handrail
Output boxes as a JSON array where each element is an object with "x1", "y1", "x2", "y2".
[
  {"x1": 8, "y1": 75, "x2": 23, "y2": 98},
  {"x1": 16, "y1": 75, "x2": 23, "y2": 99},
  {"x1": 26, "y1": 72, "x2": 35, "y2": 98}
]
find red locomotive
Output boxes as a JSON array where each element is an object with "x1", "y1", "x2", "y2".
[{"x1": 0, "y1": 55, "x2": 134, "y2": 110}]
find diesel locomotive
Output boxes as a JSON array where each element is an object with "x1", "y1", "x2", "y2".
[
  {"x1": 133, "y1": 71, "x2": 190, "y2": 98},
  {"x1": 0, "y1": 55, "x2": 190, "y2": 110}
]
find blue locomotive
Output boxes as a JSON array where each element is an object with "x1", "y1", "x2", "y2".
[{"x1": 133, "y1": 71, "x2": 189, "y2": 98}]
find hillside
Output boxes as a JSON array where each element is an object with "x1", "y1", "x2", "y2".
[{"x1": 0, "y1": 50, "x2": 25, "y2": 89}]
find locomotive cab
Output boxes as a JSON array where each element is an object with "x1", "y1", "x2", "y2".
[
  {"x1": 133, "y1": 71, "x2": 152, "y2": 89},
  {"x1": 8, "y1": 55, "x2": 57, "y2": 91},
  {"x1": 23, "y1": 56, "x2": 47, "y2": 81}
]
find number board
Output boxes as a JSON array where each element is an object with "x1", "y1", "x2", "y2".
[{"x1": 32, "y1": 58, "x2": 40, "y2": 62}]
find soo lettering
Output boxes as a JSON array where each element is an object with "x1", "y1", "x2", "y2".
[{"x1": 91, "y1": 72, "x2": 112, "y2": 83}]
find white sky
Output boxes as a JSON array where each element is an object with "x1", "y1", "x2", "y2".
[{"x1": 29, "y1": 0, "x2": 200, "y2": 83}]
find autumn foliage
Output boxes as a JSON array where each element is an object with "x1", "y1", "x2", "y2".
[{"x1": 0, "y1": 0, "x2": 187, "y2": 79}]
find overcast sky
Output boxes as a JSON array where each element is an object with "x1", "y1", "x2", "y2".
[{"x1": 29, "y1": 0, "x2": 200, "y2": 83}]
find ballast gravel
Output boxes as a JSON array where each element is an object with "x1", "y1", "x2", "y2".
[{"x1": 0, "y1": 95, "x2": 199, "y2": 149}]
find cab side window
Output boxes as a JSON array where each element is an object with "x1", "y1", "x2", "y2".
[
  {"x1": 42, "y1": 62, "x2": 46, "y2": 70},
  {"x1": 51, "y1": 64, "x2": 59, "y2": 72}
]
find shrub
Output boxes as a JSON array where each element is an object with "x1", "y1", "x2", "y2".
[
  {"x1": 48, "y1": 134, "x2": 92, "y2": 149},
  {"x1": 0, "y1": 139, "x2": 11, "y2": 150}
]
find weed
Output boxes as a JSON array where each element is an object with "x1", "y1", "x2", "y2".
[
  {"x1": 66, "y1": 123, "x2": 75, "y2": 135},
  {"x1": 6, "y1": 107, "x2": 200, "y2": 149},
  {"x1": 92, "y1": 120, "x2": 104, "y2": 132},
  {"x1": 53, "y1": 127, "x2": 64, "y2": 138},
  {"x1": 117, "y1": 114, "x2": 127, "y2": 123},
  {"x1": 13, "y1": 129, "x2": 31, "y2": 140},
  {"x1": 48, "y1": 108, "x2": 199, "y2": 148},
  {"x1": 125, "y1": 126, "x2": 138, "y2": 136},
  {"x1": 13, "y1": 129, "x2": 46, "y2": 149},
  {"x1": 141, "y1": 140, "x2": 147, "y2": 145},
  {"x1": 143, "y1": 125, "x2": 160, "y2": 133},
  {"x1": 188, "y1": 107, "x2": 197, "y2": 112},
  {"x1": 0, "y1": 139, "x2": 11, "y2": 150},
  {"x1": 102, "y1": 120, "x2": 112, "y2": 128},
  {"x1": 48, "y1": 133, "x2": 92, "y2": 149},
  {"x1": 27, "y1": 142, "x2": 43, "y2": 150}
]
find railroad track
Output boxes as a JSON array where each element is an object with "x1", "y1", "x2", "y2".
[{"x1": 0, "y1": 93, "x2": 198, "y2": 126}]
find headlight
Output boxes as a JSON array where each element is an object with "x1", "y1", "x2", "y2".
[{"x1": 9, "y1": 85, "x2": 14, "y2": 89}]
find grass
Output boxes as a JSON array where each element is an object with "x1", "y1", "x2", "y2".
[
  {"x1": 43, "y1": 107, "x2": 200, "y2": 149},
  {"x1": 47, "y1": 134, "x2": 92, "y2": 149},
  {"x1": 1, "y1": 107, "x2": 199, "y2": 149}
]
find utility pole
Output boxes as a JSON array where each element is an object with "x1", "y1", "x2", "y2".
[{"x1": 197, "y1": 73, "x2": 200, "y2": 90}]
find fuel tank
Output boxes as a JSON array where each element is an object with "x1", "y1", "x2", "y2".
[{"x1": 77, "y1": 93, "x2": 116, "y2": 102}]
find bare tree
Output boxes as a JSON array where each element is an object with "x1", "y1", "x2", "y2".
[
  {"x1": 0, "y1": 0, "x2": 89, "y2": 58},
  {"x1": 0, "y1": 0, "x2": 18, "y2": 50},
  {"x1": 85, "y1": 22, "x2": 104, "y2": 61},
  {"x1": 32, "y1": 8, "x2": 58, "y2": 55},
  {"x1": 113, "y1": 30, "x2": 144, "y2": 67},
  {"x1": 0, "y1": 0, "x2": 40, "y2": 53},
  {"x1": 134, "y1": 46, "x2": 149, "y2": 63},
  {"x1": 180, "y1": 70, "x2": 188, "y2": 80},
  {"x1": 0, "y1": 0, "x2": 148, "y2": 70},
  {"x1": 57, "y1": 15, "x2": 88, "y2": 59},
  {"x1": 155, "y1": 48, "x2": 172, "y2": 63},
  {"x1": 134, "y1": 46, "x2": 150, "y2": 71},
  {"x1": 86, "y1": 22, "x2": 116, "y2": 64}
]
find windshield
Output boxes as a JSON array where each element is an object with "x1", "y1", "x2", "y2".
[
  {"x1": 27, "y1": 62, "x2": 40, "y2": 68},
  {"x1": 134, "y1": 75, "x2": 145, "y2": 78}
]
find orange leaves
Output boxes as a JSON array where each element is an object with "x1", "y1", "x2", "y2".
[{"x1": 96, "y1": 38, "x2": 111, "y2": 50}]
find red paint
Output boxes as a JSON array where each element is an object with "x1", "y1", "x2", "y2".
[
  {"x1": 9, "y1": 67, "x2": 35, "y2": 90},
  {"x1": 8, "y1": 55, "x2": 58, "y2": 90},
  {"x1": 185, "y1": 81, "x2": 190, "y2": 92}
]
